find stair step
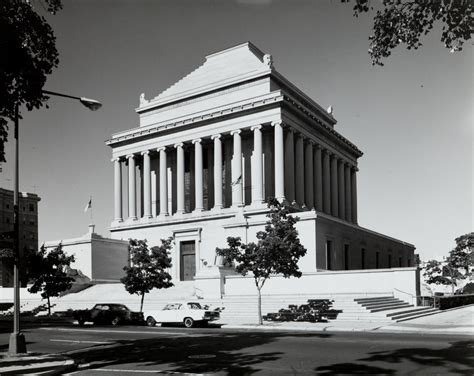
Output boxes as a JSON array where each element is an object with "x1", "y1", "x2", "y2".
[
  {"x1": 391, "y1": 308, "x2": 438, "y2": 321},
  {"x1": 354, "y1": 296, "x2": 394, "y2": 303},
  {"x1": 386, "y1": 307, "x2": 434, "y2": 317},
  {"x1": 370, "y1": 304, "x2": 413, "y2": 313},
  {"x1": 360, "y1": 299, "x2": 402, "y2": 307},
  {"x1": 362, "y1": 301, "x2": 406, "y2": 309}
]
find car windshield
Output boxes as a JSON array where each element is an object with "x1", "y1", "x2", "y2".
[
  {"x1": 163, "y1": 303, "x2": 181, "y2": 310},
  {"x1": 187, "y1": 303, "x2": 202, "y2": 309},
  {"x1": 110, "y1": 305, "x2": 129, "y2": 311}
]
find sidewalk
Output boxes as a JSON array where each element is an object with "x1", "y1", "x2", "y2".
[
  {"x1": 0, "y1": 306, "x2": 471, "y2": 375},
  {"x1": 223, "y1": 305, "x2": 474, "y2": 336},
  {"x1": 0, "y1": 353, "x2": 76, "y2": 375}
]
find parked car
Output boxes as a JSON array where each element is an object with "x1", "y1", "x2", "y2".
[
  {"x1": 145, "y1": 302, "x2": 220, "y2": 328},
  {"x1": 73, "y1": 304, "x2": 144, "y2": 326}
]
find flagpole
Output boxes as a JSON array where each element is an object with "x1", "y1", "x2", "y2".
[{"x1": 89, "y1": 196, "x2": 93, "y2": 224}]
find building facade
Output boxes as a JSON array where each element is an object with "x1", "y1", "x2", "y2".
[
  {"x1": 106, "y1": 42, "x2": 416, "y2": 297},
  {"x1": 0, "y1": 188, "x2": 40, "y2": 287},
  {"x1": 44, "y1": 225, "x2": 129, "y2": 283}
]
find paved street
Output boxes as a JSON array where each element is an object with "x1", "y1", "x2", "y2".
[{"x1": 1, "y1": 323, "x2": 472, "y2": 375}]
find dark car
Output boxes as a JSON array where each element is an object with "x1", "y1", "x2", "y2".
[{"x1": 73, "y1": 304, "x2": 144, "y2": 326}]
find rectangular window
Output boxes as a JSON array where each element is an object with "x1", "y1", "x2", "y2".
[
  {"x1": 326, "y1": 240, "x2": 332, "y2": 270},
  {"x1": 388, "y1": 254, "x2": 392, "y2": 268},
  {"x1": 29, "y1": 204, "x2": 34, "y2": 212},
  {"x1": 361, "y1": 248, "x2": 366, "y2": 269},
  {"x1": 407, "y1": 258, "x2": 411, "y2": 267},
  {"x1": 344, "y1": 244, "x2": 349, "y2": 270},
  {"x1": 376, "y1": 252, "x2": 380, "y2": 268},
  {"x1": 399, "y1": 257, "x2": 402, "y2": 267}
]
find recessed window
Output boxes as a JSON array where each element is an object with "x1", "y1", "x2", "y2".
[
  {"x1": 326, "y1": 240, "x2": 333, "y2": 270},
  {"x1": 29, "y1": 204, "x2": 34, "y2": 212},
  {"x1": 361, "y1": 248, "x2": 366, "y2": 269},
  {"x1": 344, "y1": 244, "x2": 349, "y2": 270},
  {"x1": 376, "y1": 252, "x2": 380, "y2": 268},
  {"x1": 388, "y1": 254, "x2": 392, "y2": 268},
  {"x1": 399, "y1": 257, "x2": 402, "y2": 267},
  {"x1": 6, "y1": 218, "x2": 10, "y2": 224}
]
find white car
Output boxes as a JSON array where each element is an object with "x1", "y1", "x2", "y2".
[{"x1": 145, "y1": 302, "x2": 221, "y2": 328}]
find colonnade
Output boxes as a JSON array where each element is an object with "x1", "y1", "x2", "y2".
[{"x1": 112, "y1": 122, "x2": 358, "y2": 223}]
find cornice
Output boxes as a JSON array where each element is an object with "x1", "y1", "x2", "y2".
[{"x1": 106, "y1": 91, "x2": 283, "y2": 147}]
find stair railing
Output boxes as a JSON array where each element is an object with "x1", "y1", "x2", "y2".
[{"x1": 393, "y1": 288, "x2": 417, "y2": 306}]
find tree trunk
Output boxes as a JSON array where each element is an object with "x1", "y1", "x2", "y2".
[
  {"x1": 140, "y1": 293, "x2": 145, "y2": 313},
  {"x1": 47, "y1": 296, "x2": 51, "y2": 316},
  {"x1": 257, "y1": 287, "x2": 262, "y2": 325}
]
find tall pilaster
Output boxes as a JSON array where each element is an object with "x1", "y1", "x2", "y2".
[
  {"x1": 338, "y1": 159, "x2": 345, "y2": 219},
  {"x1": 193, "y1": 139, "x2": 204, "y2": 212},
  {"x1": 304, "y1": 140, "x2": 314, "y2": 209},
  {"x1": 284, "y1": 128, "x2": 295, "y2": 203},
  {"x1": 295, "y1": 133, "x2": 305, "y2": 206},
  {"x1": 322, "y1": 149, "x2": 331, "y2": 213},
  {"x1": 314, "y1": 145, "x2": 323, "y2": 211},
  {"x1": 127, "y1": 154, "x2": 137, "y2": 220},
  {"x1": 113, "y1": 157, "x2": 122, "y2": 222},
  {"x1": 272, "y1": 121, "x2": 285, "y2": 203},
  {"x1": 212, "y1": 135, "x2": 223, "y2": 209},
  {"x1": 231, "y1": 130, "x2": 243, "y2": 207},
  {"x1": 351, "y1": 167, "x2": 358, "y2": 223},
  {"x1": 158, "y1": 147, "x2": 168, "y2": 216},
  {"x1": 175, "y1": 143, "x2": 185, "y2": 214},
  {"x1": 142, "y1": 151, "x2": 152, "y2": 219},
  {"x1": 251, "y1": 125, "x2": 264, "y2": 205},
  {"x1": 345, "y1": 163, "x2": 352, "y2": 221},
  {"x1": 330, "y1": 154, "x2": 339, "y2": 216}
]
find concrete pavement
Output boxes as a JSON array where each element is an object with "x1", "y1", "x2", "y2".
[{"x1": 1, "y1": 305, "x2": 471, "y2": 375}]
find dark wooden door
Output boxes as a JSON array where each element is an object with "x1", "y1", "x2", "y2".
[{"x1": 180, "y1": 241, "x2": 196, "y2": 281}]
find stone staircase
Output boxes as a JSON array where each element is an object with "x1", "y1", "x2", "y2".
[{"x1": 352, "y1": 296, "x2": 439, "y2": 322}]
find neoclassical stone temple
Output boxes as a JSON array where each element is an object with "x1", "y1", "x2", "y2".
[{"x1": 107, "y1": 42, "x2": 416, "y2": 297}]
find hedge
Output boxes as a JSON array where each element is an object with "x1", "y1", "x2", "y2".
[{"x1": 435, "y1": 294, "x2": 474, "y2": 310}]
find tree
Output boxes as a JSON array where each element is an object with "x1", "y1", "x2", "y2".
[
  {"x1": 27, "y1": 243, "x2": 75, "y2": 315},
  {"x1": 121, "y1": 238, "x2": 174, "y2": 313},
  {"x1": 0, "y1": 0, "x2": 62, "y2": 162},
  {"x1": 344, "y1": 0, "x2": 473, "y2": 65},
  {"x1": 423, "y1": 232, "x2": 473, "y2": 294},
  {"x1": 216, "y1": 198, "x2": 307, "y2": 325}
]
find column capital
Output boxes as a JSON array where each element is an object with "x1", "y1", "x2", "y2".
[
  {"x1": 157, "y1": 146, "x2": 166, "y2": 152},
  {"x1": 251, "y1": 125, "x2": 262, "y2": 131},
  {"x1": 211, "y1": 134, "x2": 221, "y2": 140},
  {"x1": 271, "y1": 120, "x2": 283, "y2": 127},
  {"x1": 141, "y1": 150, "x2": 150, "y2": 156},
  {"x1": 230, "y1": 129, "x2": 241, "y2": 136},
  {"x1": 192, "y1": 138, "x2": 202, "y2": 145},
  {"x1": 126, "y1": 154, "x2": 135, "y2": 160},
  {"x1": 111, "y1": 157, "x2": 121, "y2": 163},
  {"x1": 174, "y1": 142, "x2": 184, "y2": 149},
  {"x1": 315, "y1": 143, "x2": 322, "y2": 149},
  {"x1": 351, "y1": 165, "x2": 359, "y2": 172}
]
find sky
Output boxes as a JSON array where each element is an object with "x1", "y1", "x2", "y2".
[{"x1": 1, "y1": 0, "x2": 472, "y2": 261}]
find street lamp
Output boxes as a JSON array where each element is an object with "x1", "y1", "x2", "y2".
[{"x1": 8, "y1": 90, "x2": 102, "y2": 355}]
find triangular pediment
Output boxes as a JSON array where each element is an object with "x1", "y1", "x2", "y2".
[{"x1": 144, "y1": 42, "x2": 274, "y2": 108}]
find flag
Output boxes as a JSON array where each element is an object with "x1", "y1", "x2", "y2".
[
  {"x1": 84, "y1": 198, "x2": 92, "y2": 213},
  {"x1": 231, "y1": 175, "x2": 242, "y2": 186}
]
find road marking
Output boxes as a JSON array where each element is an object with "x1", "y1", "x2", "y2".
[
  {"x1": 50, "y1": 339, "x2": 113, "y2": 344},
  {"x1": 93, "y1": 370, "x2": 204, "y2": 374}
]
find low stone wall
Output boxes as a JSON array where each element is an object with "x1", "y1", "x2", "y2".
[{"x1": 199, "y1": 267, "x2": 420, "y2": 303}]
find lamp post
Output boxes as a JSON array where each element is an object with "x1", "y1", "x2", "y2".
[{"x1": 8, "y1": 90, "x2": 101, "y2": 355}]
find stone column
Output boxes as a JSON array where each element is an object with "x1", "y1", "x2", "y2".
[
  {"x1": 304, "y1": 140, "x2": 314, "y2": 209},
  {"x1": 272, "y1": 121, "x2": 285, "y2": 203},
  {"x1": 251, "y1": 125, "x2": 264, "y2": 205},
  {"x1": 142, "y1": 151, "x2": 152, "y2": 219},
  {"x1": 193, "y1": 139, "x2": 204, "y2": 212},
  {"x1": 212, "y1": 134, "x2": 223, "y2": 209},
  {"x1": 127, "y1": 154, "x2": 137, "y2": 220},
  {"x1": 175, "y1": 143, "x2": 185, "y2": 214},
  {"x1": 231, "y1": 130, "x2": 243, "y2": 207},
  {"x1": 322, "y1": 150, "x2": 331, "y2": 213},
  {"x1": 351, "y1": 167, "x2": 358, "y2": 224},
  {"x1": 338, "y1": 159, "x2": 345, "y2": 220},
  {"x1": 314, "y1": 145, "x2": 323, "y2": 211},
  {"x1": 113, "y1": 157, "x2": 122, "y2": 222},
  {"x1": 158, "y1": 147, "x2": 168, "y2": 216},
  {"x1": 330, "y1": 154, "x2": 339, "y2": 216},
  {"x1": 345, "y1": 163, "x2": 352, "y2": 221},
  {"x1": 295, "y1": 133, "x2": 305, "y2": 207},
  {"x1": 284, "y1": 128, "x2": 295, "y2": 203}
]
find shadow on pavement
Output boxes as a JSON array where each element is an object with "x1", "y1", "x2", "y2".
[
  {"x1": 65, "y1": 331, "x2": 332, "y2": 374},
  {"x1": 314, "y1": 340, "x2": 473, "y2": 375}
]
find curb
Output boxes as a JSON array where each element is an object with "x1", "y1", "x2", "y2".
[{"x1": 0, "y1": 353, "x2": 77, "y2": 375}]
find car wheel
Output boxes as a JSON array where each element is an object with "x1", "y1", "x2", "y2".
[
  {"x1": 111, "y1": 316, "x2": 120, "y2": 326},
  {"x1": 183, "y1": 317, "x2": 194, "y2": 328},
  {"x1": 146, "y1": 316, "x2": 156, "y2": 327}
]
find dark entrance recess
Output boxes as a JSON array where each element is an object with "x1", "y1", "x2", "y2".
[{"x1": 180, "y1": 241, "x2": 196, "y2": 281}]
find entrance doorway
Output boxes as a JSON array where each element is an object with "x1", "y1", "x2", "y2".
[{"x1": 180, "y1": 241, "x2": 196, "y2": 281}]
